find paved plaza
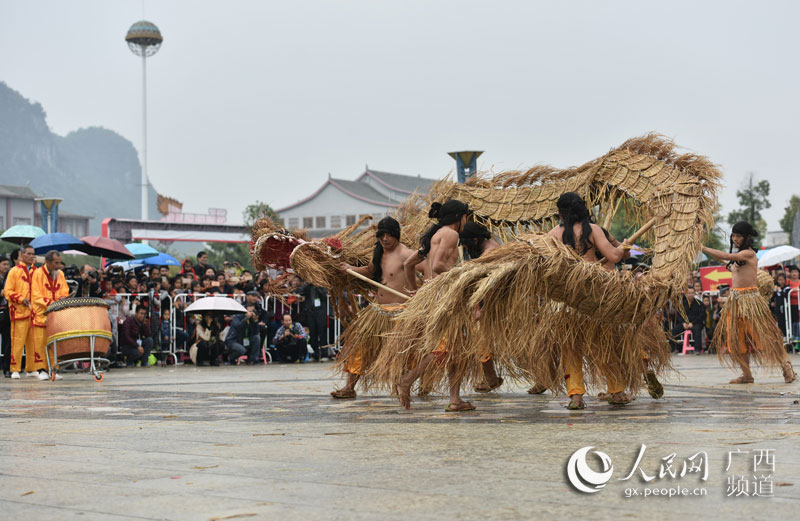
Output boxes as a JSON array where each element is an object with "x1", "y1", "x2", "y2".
[{"x1": 1, "y1": 354, "x2": 799, "y2": 521}]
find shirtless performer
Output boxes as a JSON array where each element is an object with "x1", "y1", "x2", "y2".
[
  {"x1": 548, "y1": 193, "x2": 631, "y2": 410},
  {"x1": 397, "y1": 199, "x2": 473, "y2": 411},
  {"x1": 459, "y1": 222, "x2": 504, "y2": 393},
  {"x1": 702, "y1": 221, "x2": 796, "y2": 384},
  {"x1": 331, "y1": 217, "x2": 414, "y2": 398}
]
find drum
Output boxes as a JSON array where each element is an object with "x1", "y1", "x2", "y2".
[{"x1": 45, "y1": 297, "x2": 112, "y2": 361}]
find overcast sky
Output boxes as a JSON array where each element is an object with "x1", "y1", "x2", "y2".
[{"x1": 2, "y1": 0, "x2": 798, "y2": 231}]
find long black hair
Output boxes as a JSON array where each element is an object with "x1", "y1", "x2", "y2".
[
  {"x1": 459, "y1": 222, "x2": 492, "y2": 259},
  {"x1": 556, "y1": 192, "x2": 593, "y2": 255},
  {"x1": 371, "y1": 216, "x2": 401, "y2": 282},
  {"x1": 418, "y1": 199, "x2": 470, "y2": 258}
]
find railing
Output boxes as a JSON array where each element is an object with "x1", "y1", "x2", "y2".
[{"x1": 785, "y1": 287, "x2": 800, "y2": 346}]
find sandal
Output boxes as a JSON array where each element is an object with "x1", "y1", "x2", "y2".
[
  {"x1": 527, "y1": 384, "x2": 547, "y2": 395},
  {"x1": 567, "y1": 396, "x2": 585, "y2": 410},
  {"x1": 608, "y1": 392, "x2": 632, "y2": 405},
  {"x1": 474, "y1": 377, "x2": 504, "y2": 393},
  {"x1": 330, "y1": 389, "x2": 357, "y2": 399},
  {"x1": 445, "y1": 401, "x2": 476, "y2": 412},
  {"x1": 729, "y1": 375, "x2": 754, "y2": 384}
]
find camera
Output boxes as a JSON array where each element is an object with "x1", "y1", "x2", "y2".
[{"x1": 63, "y1": 265, "x2": 81, "y2": 280}]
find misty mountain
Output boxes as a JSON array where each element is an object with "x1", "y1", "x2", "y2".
[{"x1": 0, "y1": 81, "x2": 159, "y2": 234}]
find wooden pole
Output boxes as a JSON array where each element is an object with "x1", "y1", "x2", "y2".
[
  {"x1": 346, "y1": 269, "x2": 410, "y2": 301},
  {"x1": 602, "y1": 197, "x2": 622, "y2": 229},
  {"x1": 621, "y1": 217, "x2": 658, "y2": 249}
]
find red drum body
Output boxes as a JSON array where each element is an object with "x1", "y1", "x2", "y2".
[{"x1": 45, "y1": 298, "x2": 112, "y2": 360}]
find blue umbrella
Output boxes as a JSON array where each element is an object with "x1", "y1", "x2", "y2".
[
  {"x1": 1, "y1": 224, "x2": 46, "y2": 245},
  {"x1": 123, "y1": 242, "x2": 159, "y2": 259},
  {"x1": 136, "y1": 252, "x2": 181, "y2": 266},
  {"x1": 30, "y1": 232, "x2": 84, "y2": 254}
]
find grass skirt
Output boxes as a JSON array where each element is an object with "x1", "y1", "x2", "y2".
[
  {"x1": 335, "y1": 303, "x2": 403, "y2": 389},
  {"x1": 712, "y1": 287, "x2": 785, "y2": 371}
]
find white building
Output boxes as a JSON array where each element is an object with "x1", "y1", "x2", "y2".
[
  {"x1": 277, "y1": 168, "x2": 437, "y2": 237},
  {"x1": 0, "y1": 184, "x2": 91, "y2": 236}
]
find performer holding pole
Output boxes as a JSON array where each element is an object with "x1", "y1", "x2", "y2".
[
  {"x1": 395, "y1": 199, "x2": 473, "y2": 411},
  {"x1": 547, "y1": 193, "x2": 631, "y2": 409},
  {"x1": 459, "y1": 222, "x2": 504, "y2": 393},
  {"x1": 331, "y1": 217, "x2": 414, "y2": 399},
  {"x1": 702, "y1": 221, "x2": 796, "y2": 384}
]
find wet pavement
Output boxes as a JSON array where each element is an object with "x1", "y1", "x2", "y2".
[{"x1": 1, "y1": 354, "x2": 799, "y2": 520}]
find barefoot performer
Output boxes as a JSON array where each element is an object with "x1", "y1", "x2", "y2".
[
  {"x1": 702, "y1": 221, "x2": 796, "y2": 384},
  {"x1": 459, "y1": 222, "x2": 504, "y2": 393},
  {"x1": 394, "y1": 199, "x2": 474, "y2": 411},
  {"x1": 547, "y1": 193, "x2": 631, "y2": 409},
  {"x1": 331, "y1": 217, "x2": 414, "y2": 399}
]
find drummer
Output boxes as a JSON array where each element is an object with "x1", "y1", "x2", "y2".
[{"x1": 32, "y1": 250, "x2": 69, "y2": 380}]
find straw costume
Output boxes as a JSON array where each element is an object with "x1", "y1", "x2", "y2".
[
  {"x1": 706, "y1": 222, "x2": 796, "y2": 383},
  {"x1": 251, "y1": 134, "x2": 721, "y2": 403},
  {"x1": 369, "y1": 134, "x2": 719, "y2": 403}
]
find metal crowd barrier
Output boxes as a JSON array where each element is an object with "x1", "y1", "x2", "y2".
[
  {"x1": 785, "y1": 287, "x2": 800, "y2": 347},
  {"x1": 166, "y1": 292, "x2": 346, "y2": 364}
]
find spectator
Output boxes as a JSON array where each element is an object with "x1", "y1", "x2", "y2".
[
  {"x1": 701, "y1": 294, "x2": 717, "y2": 348},
  {"x1": 788, "y1": 265, "x2": 800, "y2": 338},
  {"x1": 193, "y1": 251, "x2": 215, "y2": 278},
  {"x1": 193, "y1": 312, "x2": 222, "y2": 366},
  {"x1": 78, "y1": 268, "x2": 102, "y2": 297},
  {"x1": 160, "y1": 308, "x2": 189, "y2": 353},
  {"x1": 180, "y1": 258, "x2": 197, "y2": 280},
  {"x1": 773, "y1": 272, "x2": 791, "y2": 337},
  {"x1": 671, "y1": 287, "x2": 705, "y2": 353},
  {"x1": 273, "y1": 313, "x2": 308, "y2": 363},
  {"x1": 225, "y1": 303, "x2": 262, "y2": 364},
  {"x1": 120, "y1": 306, "x2": 154, "y2": 367},
  {"x1": 299, "y1": 283, "x2": 329, "y2": 360},
  {"x1": 0, "y1": 254, "x2": 11, "y2": 377},
  {"x1": 692, "y1": 280, "x2": 703, "y2": 296}
]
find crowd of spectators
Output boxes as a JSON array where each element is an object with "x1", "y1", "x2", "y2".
[
  {"x1": 0, "y1": 249, "x2": 339, "y2": 376},
  {"x1": 664, "y1": 265, "x2": 800, "y2": 354}
]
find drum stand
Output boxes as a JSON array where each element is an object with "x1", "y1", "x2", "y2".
[{"x1": 45, "y1": 334, "x2": 110, "y2": 382}]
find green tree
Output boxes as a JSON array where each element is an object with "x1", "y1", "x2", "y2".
[
  {"x1": 704, "y1": 206, "x2": 726, "y2": 250},
  {"x1": 779, "y1": 194, "x2": 800, "y2": 237},
  {"x1": 243, "y1": 201, "x2": 280, "y2": 228},
  {"x1": 727, "y1": 172, "x2": 771, "y2": 237},
  {"x1": 205, "y1": 202, "x2": 281, "y2": 270},
  {"x1": 206, "y1": 242, "x2": 251, "y2": 270}
]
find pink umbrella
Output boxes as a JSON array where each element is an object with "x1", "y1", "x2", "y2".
[{"x1": 79, "y1": 236, "x2": 135, "y2": 260}]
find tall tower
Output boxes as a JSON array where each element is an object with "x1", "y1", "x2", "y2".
[
  {"x1": 125, "y1": 20, "x2": 163, "y2": 220},
  {"x1": 448, "y1": 151, "x2": 483, "y2": 183}
]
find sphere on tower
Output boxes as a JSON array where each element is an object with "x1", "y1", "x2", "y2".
[{"x1": 125, "y1": 20, "x2": 163, "y2": 57}]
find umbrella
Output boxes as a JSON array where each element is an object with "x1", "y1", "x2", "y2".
[
  {"x1": 123, "y1": 243, "x2": 159, "y2": 259},
  {"x1": 1, "y1": 224, "x2": 46, "y2": 245},
  {"x1": 30, "y1": 232, "x2": 84, "y2": 254},
  {"x1": 184, "y1": 296, "x2": 247, "y2": 315},
  {"x1": 757, "y1": 245, "x2": 800, "y2": 268},
  {"x1": 136, "y1": 252, "x2": 181, "y2": 266},
  {"x1": 80, "y1": 236, "x2": 135, "y2": 260}
]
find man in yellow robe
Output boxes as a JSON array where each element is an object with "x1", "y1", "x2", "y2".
[
  {"x1": 5, "y1": 245, "x2": 40, "y2": 378},
  {"x1": 32, "y1": 250, "x2": 69, "y2": 379}
]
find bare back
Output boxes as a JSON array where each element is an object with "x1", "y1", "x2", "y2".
[
  {"x1": 548, "y1": 222, "x2": 623, "y2": 267},
  {"x1": 426, "y1": 226, "x2": 460, "y2": 279}
]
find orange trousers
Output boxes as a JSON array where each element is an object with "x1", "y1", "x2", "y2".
[{"x1": 10, "y1": 319, "x2": 44, "y2": 373}]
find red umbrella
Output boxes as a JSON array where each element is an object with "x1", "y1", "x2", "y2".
[{"x1": 79, "y1": 236, "x2": 135, "y2": 260}]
